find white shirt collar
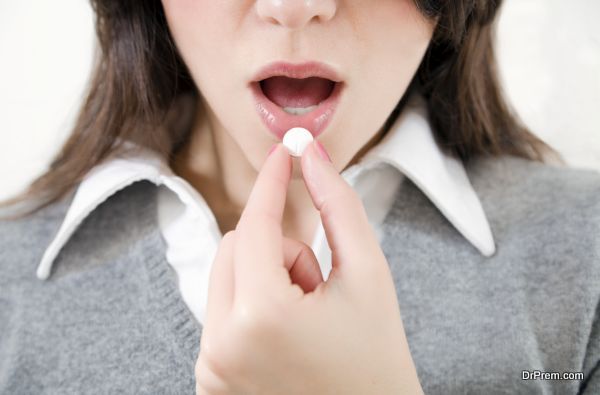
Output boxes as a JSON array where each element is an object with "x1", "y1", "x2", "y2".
[
  {"x1": 361, "y1": 95, "x2": 496, "y2": 259},
  {"x1": 36, "y1": 95, "x2": 496, "y2": 280}
]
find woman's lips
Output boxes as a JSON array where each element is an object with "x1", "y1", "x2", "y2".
[{"x1": 250, "y1": 80, "x2": 344, "y2": 140}]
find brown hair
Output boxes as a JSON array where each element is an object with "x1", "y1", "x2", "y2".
[{"x1": 0, "y1": 0, "x2": 561, "y2": 219}]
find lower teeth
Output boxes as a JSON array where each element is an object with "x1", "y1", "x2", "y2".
[{"x1": 282, "y1": 105, "x2": 318, "y2": 116}]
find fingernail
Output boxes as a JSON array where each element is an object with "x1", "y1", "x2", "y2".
[
  {"x1": 314, "y1": 140, "x2": 332, "y2": 163},
  {"x1": 267, "y1": 143, "x2": 278, "y2": 157}
]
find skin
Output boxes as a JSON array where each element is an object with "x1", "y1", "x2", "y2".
[
  {"x1": 164, "y1": 0, "x2": 436, "y2": 246},
  {"x1": 195, "y1": 142, "x2": 424, "y2": 394},
  {"x1": 160, "y1": 0, "x2": 436, "y2": 392}
]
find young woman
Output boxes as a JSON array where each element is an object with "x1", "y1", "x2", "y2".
[{"x1": 1, "y1": 0, "x2": 598, "y2": 393}]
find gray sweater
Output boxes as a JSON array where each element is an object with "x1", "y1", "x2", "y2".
[{"x1": 0, "y1": 154, "x2": 599, "y2": 394}]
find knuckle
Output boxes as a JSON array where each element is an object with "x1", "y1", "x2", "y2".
[
  {"x1": 198, "y1": 334, "x2": 245, "y2": 390},
  {"x1": 195, "y1": 353, "x2": 221, "y2": 393},
  {"x1": 233, "y1": 298, "x2": 281, "y2": 339},
  {"x1": 195, "y1": 355, "x2": 231, "y2": 395},
  {"x1": 197, "y1": 337, "x2": 225, "y2": 379}
]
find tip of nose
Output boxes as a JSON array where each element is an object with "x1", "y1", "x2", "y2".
[{"x1": 257, "y1": 0, "x2": 336, "y2": 29}]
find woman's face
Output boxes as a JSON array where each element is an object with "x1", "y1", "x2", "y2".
[{"x1": 162, "y1": 0, "x2": 436, "y2": 176}]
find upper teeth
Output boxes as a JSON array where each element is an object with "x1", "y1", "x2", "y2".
[{"x1": 282, "y1": 105, "x2": 318, "y2": 116}]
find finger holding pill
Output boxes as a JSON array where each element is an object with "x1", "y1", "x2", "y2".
[{"x1": 198, "y1": 128, "x2": 421, "y2": 395}]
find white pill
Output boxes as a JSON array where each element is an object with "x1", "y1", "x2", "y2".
[{"x1": 282, "y1": 127, "x2": 313, "y2": 157}]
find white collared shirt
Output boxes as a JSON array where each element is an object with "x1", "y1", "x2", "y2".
[{"x1": 36, "y1": 95, "x2": 496, "y2": 326}]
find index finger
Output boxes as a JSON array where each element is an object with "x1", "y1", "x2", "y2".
[{"x1": 234, "y1": 143, "x2": 292, "y2": 296}]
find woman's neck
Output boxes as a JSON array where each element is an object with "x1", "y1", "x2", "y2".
[{"x1": 171, "y1": 105, "x2": 322, "y2": 247}]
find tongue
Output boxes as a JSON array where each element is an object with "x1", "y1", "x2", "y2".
[{"x1": 260, "y1": 77, "x2": 335, "y2": 108}]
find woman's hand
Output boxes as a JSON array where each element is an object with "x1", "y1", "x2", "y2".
[{"x1": 195, "y1": 141, "x2": 423, "y2": 395}]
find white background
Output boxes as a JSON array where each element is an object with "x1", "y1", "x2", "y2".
[{"x1": 0, "y1": 0, "x2": 599, "y2": 200}]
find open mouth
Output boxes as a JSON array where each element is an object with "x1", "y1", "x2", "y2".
[
  {"x1": 260, "y1": 76, "x2": 336, "y2": 116},
  {"x1": 249, "y1": 62, "x2": 344, "y2": 140}
]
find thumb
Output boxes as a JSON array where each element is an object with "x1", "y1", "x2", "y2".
[{"x1": 300, "y1": 141, "x2": 387, "y2": 288}]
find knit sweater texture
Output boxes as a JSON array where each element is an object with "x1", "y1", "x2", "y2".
[{"x1": 1, "y1": 154, "x2": 599, "y2": 394}]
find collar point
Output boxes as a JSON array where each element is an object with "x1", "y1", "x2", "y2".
[
  {"x1": 36, "y1": 264, "x2": 51, "y2": 281},
  {"x1": 479, "y1": 242, "x2": 497, "y2": 258}
]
